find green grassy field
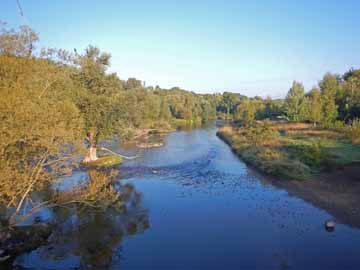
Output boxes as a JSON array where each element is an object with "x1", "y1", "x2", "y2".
[{"x1": 217, "y1": 121, "x2": 360, "y2": 180}]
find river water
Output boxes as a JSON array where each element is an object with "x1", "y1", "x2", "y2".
[{"x1": 14, "y1": 126, "x2": 360, "y2": 269}]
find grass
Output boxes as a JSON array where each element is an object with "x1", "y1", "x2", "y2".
[
  {"x1": 217, "y1": 121, "x2": 360, "y2": 181},
  {"x1": 324, "y1": 141, "x2": 360, "y2": 164}
]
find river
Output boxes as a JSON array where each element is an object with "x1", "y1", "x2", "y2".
[{"x1": 14, "y1": 125, "x2": 360, "y2": 269}]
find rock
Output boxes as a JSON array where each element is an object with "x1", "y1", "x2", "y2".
[{"x1": 325, "y1": 220, "x2": 336, "y2": 232}]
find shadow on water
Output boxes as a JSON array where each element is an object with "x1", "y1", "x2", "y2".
[{"x1": 12, "y1": 169, "x2": 149, "y2": 270}]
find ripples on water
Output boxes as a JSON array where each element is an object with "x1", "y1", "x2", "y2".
[{"x1": 14, "y1": 126, "x2": 360, "y2": 270}]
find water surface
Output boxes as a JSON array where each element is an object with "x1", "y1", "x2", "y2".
[{"x1": 16, "y1": 126, "x2": 360, "y2": 269}]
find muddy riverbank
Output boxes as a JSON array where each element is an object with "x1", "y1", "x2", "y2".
[{"x1": 270, "y1": 163, "x2": 360, "y2": 228}]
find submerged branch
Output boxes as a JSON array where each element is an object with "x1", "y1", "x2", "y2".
[{"x1": 100, "y1": 147, "x2": 140, "y2": 160}]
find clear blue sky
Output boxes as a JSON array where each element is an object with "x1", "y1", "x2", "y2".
[{"x1": 1, "y1": 0, "x2": 359, "y2": 97}]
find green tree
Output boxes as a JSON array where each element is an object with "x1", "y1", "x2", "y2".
[
  {"x1": 285, "y1": 81, "x2": 305, "y2": 121},
  {"x1": 74, "y1": 45, "x2": 121, "y2": 162},
  {"x1": 159, "y1": 97, "x2": 172, "y2": 121},
  {"x1": 222, "y1": 92, "x2": 244, "y2": 117},
  {"x1": 342, "y1": 69, "x2": 360, "y2": 120},
  {"x1": 235, "y1": 99, "x2": 257, "y2": 126},
  {"x1": 0, "y1": 54, "x2": 84, "y2": 224},
  {"x1": 307, "y1": 87, "x2": 323, "y2": 126},
  {"x1": 320, "y1": 73, "x2": 339, "y2": 126}
]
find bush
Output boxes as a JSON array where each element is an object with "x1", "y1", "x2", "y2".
[
  {"x1": 346, "y1": 119, "x2": 360, "y2": 144},
  {"x1": 257, "y1": 148, "x2": 284, "y2": 162},
  {"x1": 300, "y1": 141, "x2": 324, "y2": 167},
  {"x1": 244, "y1": 120, "x2": 279, "y2": 146},
  {"x1": 332, "y1": 120, "x2": 346, "y2": 131},
  {"x1": 286, "y1": 140, "x2": 332, "y2": 168},
  {"x1": 263, "y1": 159, "x2": 311, "y2": 180}
]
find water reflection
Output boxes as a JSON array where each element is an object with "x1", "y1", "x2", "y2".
[
  {"x1": 10, "y1": 126, "x2": 360, "y2": 270},
  {"x1": 14, "y1": 169, "x2": 149, "y2": 270}
]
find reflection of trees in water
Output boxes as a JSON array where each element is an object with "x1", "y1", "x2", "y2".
[{"x1": 35, "y1": 169, "x2": 150, "y2": 270}]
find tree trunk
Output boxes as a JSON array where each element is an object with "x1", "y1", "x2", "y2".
[{"x1": 83, "y1": 128, "x2": 98, "y2": 162}]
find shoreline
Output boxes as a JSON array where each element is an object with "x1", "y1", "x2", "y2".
[{"x1": 218, "y1": 130, "x2": 360, "y2": 228}]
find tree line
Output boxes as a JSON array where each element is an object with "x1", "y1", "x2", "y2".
[{"x1": 224, "y1": 73, "x2": 360, "y2": 128}]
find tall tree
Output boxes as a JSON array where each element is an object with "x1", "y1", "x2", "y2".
[
  {"x1": 235, "y1": 99, "x2": 258, "y2": 126},
  {"x1": 74, "y1": 45, "x2": 120, "y2": 162},
  {"x1": 222, "y1": 92, "x2": 243, "y2": 116},
  {"x1": 342, "y1": 69, "x2": 360, "y2": 120},
  {"x1": 320, "y1": 73, "x2": 339, "y2": 126},
  {"x1": 285, "y1": 81, "x2": 305, "y2": 121},
  {"x1": 307, "y1": 87, "x2": 323, "y2": 126}
]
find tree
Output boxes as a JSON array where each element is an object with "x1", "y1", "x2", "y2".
[
  {"x1": 285, "y1": 81, "x2": 305, "y2": 121},
  {"x1": 307, "y1": 87, "x2": 323, "y2": 126},
  {"x1": 222, "y1": 92, "x2": 244, "y2": 116},
  {"x1": 74, "y1": 45, "x2": 120, "y2": 162},
  {"x1": 159, "y1": 100, "x2": 171, "y2": 121},
  {"x1": 320, "y1": 73, "x2": 339, "y2": 126},
  {"x1": 0, "y1": 54, "x2": 84, "y2": 224},
  {"x1": 342, "y1": 69, "x2": 360, "y2": 121},
  {"x1": 125, "y1": 77, "x2": 142, "y2": 90},
  {"x1": 253, "y1": 97, "x2": 285, "y2": 120},
  {"x1": 235, "y1": 99, "x2": 257, "y2": 126},
  {"x1": 0, "y1": 22, "x2": 38, "y2": 57}
]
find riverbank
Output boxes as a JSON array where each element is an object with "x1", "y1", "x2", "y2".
[
  {"x1": 278, "y1": 163, "x2": 360, "y2": 227},
  {"x1": 247, "y1": 162, "x2": 360, "y2": 227},
  {"x1": 217, "y1": 122, "x2": 360, "y2": 180},
  {"x1": 218, "y1": 122, "x2": 360, "y2": 227}
]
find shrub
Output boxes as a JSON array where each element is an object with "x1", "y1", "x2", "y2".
[
  {"x1": 332, "y1": 120, "x2": 346, "y2": 131},
  {"x1": 300, "y1": 141, "x2": 323, "y2": 167},
  {"x1": 286, "y1": 140, "x2": 332, "y2": 168},
  {"x1": 244, "y1": 120, "x2": 279, "y2": 146},
  {"x1": 257, "y1": 148, "x2": 284, "y2": 162},
  {"x1": 346, "y1": 119, "x2": 360, "y2": 144},
  {"x1": 267, "y1": 160, "x2": 311, "y2": 180}
]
